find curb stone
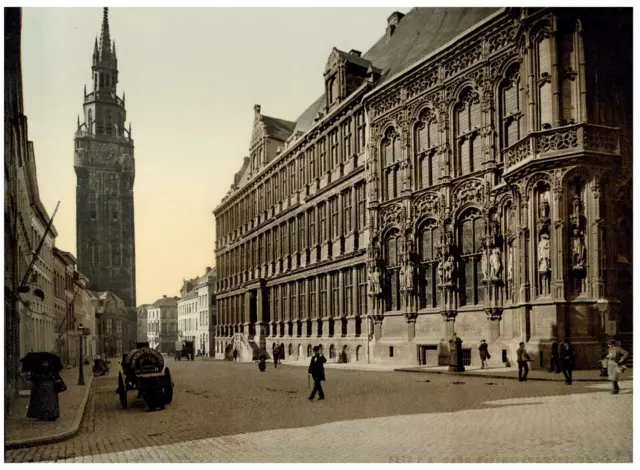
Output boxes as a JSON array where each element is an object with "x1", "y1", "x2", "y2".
[
  {"x1": 393, "y1": 368, "x2": 632, "y2": 382},
  {"x1": 5, "y1": 374, "x2": 94, "y2": 450}
]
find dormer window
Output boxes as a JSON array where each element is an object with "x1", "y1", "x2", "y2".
[{"x1": 327, "y1": 75, "x2": 339, "y2": 105}]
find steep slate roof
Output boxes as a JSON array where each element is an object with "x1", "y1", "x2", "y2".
[
  {"x1": 261, "y1": 115, "x2": 297, "y2": 142},
  {"x1": 226, "y1": 8, "x2": 502, "y2": 193},
  {"x1": 293, "y1": 7, "x2": 500, "y2": 133},
  {"x1": 362, "y1": 7, "x2": 501, "y2": 86}
]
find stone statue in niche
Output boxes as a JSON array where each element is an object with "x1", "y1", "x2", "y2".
[
  {"x1": 481, "y1": 250, "x2": 489, "y2": 280},
  {"x1": 571, "y1": 228, "x2": 587, "y2": 270},
  {"x1": 539, "y1": 191, "x2": 551, "y2": 219},
  {"x1": 489, "y1": 247, "x2": 503, "y2": 279},
  {"x1": 538, "y1": 233, "x2": 550, "y2": 273},
  {"x1": 442, "y1": 255, "x2": 455, "y2": 286},
  {"x1": 369, "y1": 266, "x2": 382, "y2": 295},
  {"x1": 403, "y1": 257, "x2": 415, "y2": 291},
  {"x1": 507, "y1": 246, "x2": 514, "y2": 279}
]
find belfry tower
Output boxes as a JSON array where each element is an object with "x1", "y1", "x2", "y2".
[{"x1": 74, "y1": 7, "x2": 136, "y2": 309}]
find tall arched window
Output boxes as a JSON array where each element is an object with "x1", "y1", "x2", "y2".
[
  {"x1": 534, "y1": 26, "x2": 553, "y2": 129},
  {"x1": 384, "y1": 230, "x2": 402, "y2": 311},
  {"x1": 419, "y1": 220, "x2": 441, "y2": 309},
  {"x1": 381, "y1": 128, "x2": 400, "y2": 201},
  {"x1": 458, "y1": 210, "x2": 485, "y2": 306},
  {"x1": 455, "y1": 89, "x2": 482, "y2": 176},
  {"x1": 415, "y1": 109, "x2": 439, "y2": 188},
  {"x1": 500, "y1": 65, "x2": 523, "y2": 153}
]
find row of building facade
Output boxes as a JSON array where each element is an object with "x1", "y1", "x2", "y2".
[
  {"x1": 213, "y1": 8, "x2": 632, "y2": 368},
  {"x1": 5, "y1": 8, "x2": 136, "y2": 412},
  {"x1": 136, "y1": 267, "x2": 216, "y2": 355}
]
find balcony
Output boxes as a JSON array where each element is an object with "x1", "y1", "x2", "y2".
[{"x1": 503, "y1": 123, "x2": 621, "y2": 173}]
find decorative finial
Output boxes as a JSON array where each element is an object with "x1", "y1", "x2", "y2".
[
  {"x1": 77, "y1": 115, "x2": 80, "y2": 129},
  {"x1": 254, "y1": 104, "x2": 261, "y2": 116}
]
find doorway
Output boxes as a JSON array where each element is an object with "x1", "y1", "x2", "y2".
[{"x1": 417, "y1": 345, "x2": 438, "y2": 365}]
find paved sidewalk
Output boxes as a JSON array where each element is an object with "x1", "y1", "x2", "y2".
[
  {"x1": 4, "y1": 368, "x2": 94, "y2": 449},
  {"x1": 56, "y1": 381, "x2": 632, "y2": 463},
  {"x1": 396, "y1": 365, "x2": 633, "y2": 382},
  {"x1": 281, "y1": 359, "x2": 397, "y2": 372},
  {"x1": 282, "y1": 359, "x2": 632, "y2": 381}
]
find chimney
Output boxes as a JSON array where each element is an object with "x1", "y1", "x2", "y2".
[
  {"x1": 206, "y1": 266, "x2": 212, "y2": 273},
  {"x1": 163, "y1": 295, "x2": 167, "y2": 298},
  {"x1": 386, "y1": 11, "x2": 405, "y2": 40},
  {"x1": 349, "y1": 49, "x2": 362, "y2": 57},
  {"x1": 254, "y1": 104, "x2": 261, "y2": 117},
  {"x1": 174, "y1": 296, "x2": 178, "y2": 300}
]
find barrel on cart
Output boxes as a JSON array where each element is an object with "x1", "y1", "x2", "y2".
[{"x1": 115, "y1": 347, "x2": 174, "y2": 411}]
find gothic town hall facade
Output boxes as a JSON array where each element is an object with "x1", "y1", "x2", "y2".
[{"x1": 213, "y1": 8, "x2": 632, "y2": 369}]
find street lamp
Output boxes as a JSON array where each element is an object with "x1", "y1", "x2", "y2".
[{"x1": 77, "y1": 324, "x2": 89, "y2": 385}]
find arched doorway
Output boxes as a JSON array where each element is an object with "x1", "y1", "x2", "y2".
[
  {"x1": 356, "y1": 345, "x2": 363, "y2": 362},
  {"x1": 288, "y1": 344, "x2": 293, "y2": 357},
  {"x1": 307, "y1": 344, "x2": 312, "y2": 357},
  {"x1": 298, "y1": 344, "x2": 303, "y2": 360},
  {"x1": 341, "y1": 345, "x2": 349, "y2": 363},
  {"x1": 329, "y1": 345, "x2": 336, "y2": 360},
  {"x1": 280, "y1": 343, "x2": 285, "y2": 360}
]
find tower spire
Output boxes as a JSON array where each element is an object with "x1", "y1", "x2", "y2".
[{"x1": 99, "y1": 7, "x2": 111, "y2": 61}]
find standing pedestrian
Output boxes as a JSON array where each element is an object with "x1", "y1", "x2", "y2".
[
  {"x1": 258, "y1": 354, "x2": 267, "y2": 372},
  {"x1": 233, "y1": 349, "x2": 238, "y2": 362},
  {"x1": 517, "y1": 342, "x2": 531, "y2": 382},
  {"x1": 548, "y1": 341, "x2": 560, "y2": 373},
  {"x1": 560, "y1": 341, "x2": 575, "y2": 385},
  {"x1": 308, "y1": 345, "x2": 327, "y2": 401},
  {"x1": 606, "y1": 339, "x2": 629, "y2": 394},
  {"x1": 273, "y1": 345, "x2": 279, "y2": 368},
  {"x1": 478, "y1": 340, "x2": 491, "y2": 369}
]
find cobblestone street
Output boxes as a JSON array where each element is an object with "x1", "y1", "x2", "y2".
[{"x1": 5, "y1": 359, "x2": 632, "y2": 463}]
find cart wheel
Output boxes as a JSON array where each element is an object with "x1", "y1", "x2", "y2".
[
  {"x1": 117, "y1": 372, "x2": 127, "y2": 409},
  {"x1": 164, "y1": 367, "x2": 173, "y2": 404}
]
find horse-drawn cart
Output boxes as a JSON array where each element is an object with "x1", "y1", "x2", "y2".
[{"x1": 115, "y1": 346, "x2": 174, "y2": 411}]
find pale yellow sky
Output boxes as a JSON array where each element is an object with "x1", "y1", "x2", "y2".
[{"x1": 21, "y1": 7, "x2": 410, "y2": 305}]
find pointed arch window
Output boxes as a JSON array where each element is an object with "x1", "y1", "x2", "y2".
[
  {"x1": 455, "y1": 89, "x2": 482, "y2": 176},
  {"x1": 384, "y1": 230, "x2": 402, "y2": 311},
  {"x1": 415, "y1": 108, "x2": 440, "y2": 188},
  {"x1": 419, "y1": 220, "x2": 441, "y2": 309},
  {"x1": 381, "y1": 128, "x2": 401, "y2": 201},
  {"x1": 307, "y1": 145, "x2": 316, "y2": 181},
  {"x1": 534, "y1": 27, "x2": 554, "y2": 129},
  {"x1": 500, "y1": 66, "x2": 523, "y2": 154},
  {"x1": 458, "y1": 210, "x2": 485, "y2": 306}
]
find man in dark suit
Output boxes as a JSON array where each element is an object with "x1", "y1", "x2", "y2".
[{"x1": 308, "y1": 346, "x2": 327, "y2": 400}]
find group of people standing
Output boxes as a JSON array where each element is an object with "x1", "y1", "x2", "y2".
[{"x1": 483, "y1": 339, "x2": 628, "y2": 392}]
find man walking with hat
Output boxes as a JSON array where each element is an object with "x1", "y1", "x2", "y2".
[{"x1": 308, "y1": 345, "x2": 327, "y2": 401}]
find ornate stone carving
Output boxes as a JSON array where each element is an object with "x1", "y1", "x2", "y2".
[
  {"x1": 452, "y1": 179, "x2": 484, "y2": 210},
  {"x1": 484, "y1": 307, "x2": 503, "y2": 321},
  {"x1": 371, "y1": 91, "x2": 402, "y2": 120},
  {"x1": 488, "y1": 25, "x2": 517, "y2": 54},
  {"x1": 379, "y1": 203, "x2": 405, "y2": 231},
  {"x1": 538, "y1": 233, "x2": 550, "y2": 273},
  {"x1": 584, "y1": 125, "x2": 619, "y2": 153},
  {"x1": 406, "y1": 68, "x2": 439, "y2": 99},
  {"x1": 504, "y1": 137, "x2": 530, "y2": 168},
  {"x1": 443, "y1": 44, "x2": 483, "y2": 79},
  {"x1": 368, "y1": 265, "x2": 382, "y2": 296},
  {"x1": 537, "y1": 127, "x2": 579, "y2": 153},
  {"x1": 489, "y1": 247, "x2": 503, "y2": 280},
  {"x1": 413, "y1": 192, "x2": 440, "y2": 219},
  {"x1": 440, "y1": 310, "x2": 457, "y2": 322}
]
